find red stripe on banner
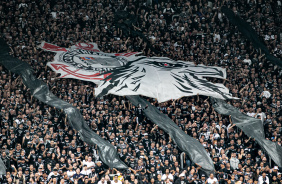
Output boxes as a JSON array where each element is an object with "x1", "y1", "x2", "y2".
[
  {"x1": 42, "y1": 43, "x2": 67, "y2": 52},
  {"x1": 75, "y1": 43, "x2": 100, "y2": 52},
  {"x1": 51, "y1": 64, "x2": 111, "y2": 80},
  {"x1": 114, "y1": 52, "x2": 138, "y2": 57}
]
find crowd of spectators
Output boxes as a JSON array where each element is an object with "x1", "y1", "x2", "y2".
[{"x1": 0, "y1": 0, "x2": 282, "y2": 183}]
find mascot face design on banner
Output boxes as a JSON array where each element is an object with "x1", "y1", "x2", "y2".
[
  {"x1": 97, "y1": 57, "x2": 233, "y2": 102},
  {"x1": 40, "y1": 42, "x2": 235, "y2": 102}
]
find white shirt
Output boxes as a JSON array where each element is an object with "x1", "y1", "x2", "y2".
[
  {"x1": 255, "y1": 112, "x2": 266, "y2": 122},
  {"x1": 213, "y1": 133, "x2": 220, "y2": 140},
  {"x1": 247, "y1": 112, "x2": 256, "y2": 117},
  {"x1": 149, "y1": 35, "x2": 156, "y2": 40},
  {"x1": 206, "y1": 177, "x2": 218, "y2": 184},
  {"x1": 161, "y1": 173, "x2": 174, "y2": 181},
  {"x1": 98, "y1": 181, "x2": 107, "y2": 184},
  {"x1": 51, "y1": 12, "x2": 57, "y2": 19},
  {"x1": 258, "y1": 175, "x2": 269, "y2": 184},
  {"x1": 163, "y1": 8, "x2": 174, "y2": 14},
  {"x1": 243, "y1": 58, "x2": 252, "y2": 65},
  {"x1": 111, "y1": 180, "x2": 122, "y2": 184},
  {"x1": 47, "y1": 172, "x2": 60, "y2": 181},
  {"x1": 213, "y1": 34, "x2": 221, "y2": 42},
  {"x1": 82, "y1": 160, "x2": 95, "y2": 171},
  {"x1": 264, "y1": 34, "x2": 274, "y2": 41},
  {"x1": 67, "y1": 170, "x2": 76, "y2": 178},
  {"x1": 261, "y1": 91, "x2": 271, "y2": 98},
  {"x1": 81, "y1": 169, "x2": 91, "y2": 176},
  {"x1": 216, "y1": 124, "x2": 226, "y2": 131}
]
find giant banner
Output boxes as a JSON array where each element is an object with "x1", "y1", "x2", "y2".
[{"x1": 40, "y1": 42, "x2": 235, "y2": 102}]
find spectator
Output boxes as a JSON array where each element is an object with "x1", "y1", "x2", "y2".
[
  {"x1": 206, "y1": 173, "x2": 218, "y2": 184},
  {"x1": 258, "y1": 171, "x2": 270, "y2": 184},
  {"x1": 81, "y1": 165, "x2": 91, "y2": 176},
  {"x1": 89, "y1": 166, "x2": 98, "y2": 180},
  {"x1": 155, "y1": 174, "x2": 163, "y2": 184},
  {"x1": 105, "y1": 175, "x2": 112, "y2": 184},
  {"x1": 98, "y1": 177, "x2": 108, "y2": 184},
  {"x1": 67, "y1": 165, "x2": 76, "y2": 179},
  {"x1": 47, "y1": 168, "x2": 60, "y2": 182},
  {"x1": 161, "y1": 168, "x2": 174, "y2": 182},
  {"x1": 230, "y1": 152, "x2": 239, "y2": 170},
  {"x1": 83, "y1": 156, "x2": 95, "y2": 171},
  {"x1": 73, "y1": 168, "x2": 84, "y2": 184},
  {"x1": 96, "y1": 161, "x2": 106, "y2": 179},
  {"x1": 111, "y1": 175, "x2": 122, "y2": 184},
  {"x1": 174, "y1": 172, "x2": 186, "y2": 184}
]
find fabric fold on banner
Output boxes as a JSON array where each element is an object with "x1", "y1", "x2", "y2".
[
  {"x1": 0, "y1": 157, "x2": 6, "y2": 175},
  {"x1": 0, "y1": 38, "x2": 128, "y2": 170},
  {"x1": 210, "y1": 98, "x2": 282, "y2": 167},
  {"x1": 126, "y1": 95, "x2": 215, "y2": 175},
  {"x1": 221, "y1": 6, "x2": 282, "y2": 67}
]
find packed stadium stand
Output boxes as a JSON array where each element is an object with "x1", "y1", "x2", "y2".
[{"x1": 0, "y1": 0, "x2": 282, "y2": 183}]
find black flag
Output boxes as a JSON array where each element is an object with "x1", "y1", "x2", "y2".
[
  {"x1": 126, "y1": 95, "x2": 215, "y2": 175},
  {"x1": 211, "y1": 97, "x2": 282, "y2": 167}
]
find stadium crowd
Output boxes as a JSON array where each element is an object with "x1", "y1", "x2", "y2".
[{"x1": 0, "y1": 0, "x2": 282, "y2": 183}]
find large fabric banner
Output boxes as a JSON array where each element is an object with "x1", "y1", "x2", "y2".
[
  {"x1": 40, "y1": 42, "x2": 235, "y2": 102},
  {"x1": 211, "y1": 98, "x2": 282, "y2": 167}
]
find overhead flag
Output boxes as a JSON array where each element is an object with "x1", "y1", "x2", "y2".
[
  {"x1": 220, "y1": 6, "x2": 282, "y2": 167},
  {"x1": 40, "y1": 42, "x2": 236, "y2": 102},
  {"x1": 126, "y1": 95, "x2": 215, "y2": 175},
  {"x1": 211, "y1": 98, "x2": 282, "y2": 167}
]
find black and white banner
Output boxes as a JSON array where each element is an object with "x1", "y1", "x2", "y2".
[{"x1": 40, "y1": 42, "x2": 236, "y2": 102}]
